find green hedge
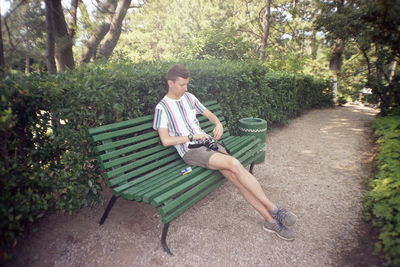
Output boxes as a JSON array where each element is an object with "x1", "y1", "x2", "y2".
[
  {"x1": 0, "y1": 60, "x2": 333, "y2": 251},
  {"x1": 366, "y1": 108, "x2": 400, "y2": 266}
]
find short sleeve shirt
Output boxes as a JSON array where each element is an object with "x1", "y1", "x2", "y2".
[{"x1": 153, "y1": 92, "x2": 207, "y2": 157}]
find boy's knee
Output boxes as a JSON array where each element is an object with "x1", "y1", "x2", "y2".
[{"x1": 228, "y1": 157, "x2": 243, "y2": 174}]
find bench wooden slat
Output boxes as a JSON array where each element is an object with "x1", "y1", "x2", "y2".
[
  {"x1": 107, "y1": 153, "x2": 180, "y2": 186},
  {"x1": 203, "y1": 100, "x2": 218, "y2": 106},
  {"x1": 114, "y1": 160, "x2": 183, "y2": 195},
  {"x1": 92, "y1": 122, "x2": 153, "y2": 142},
  {"x1": 88, "y1": 115, "x2": 153, "y2": 135},
  {"x1": 199, "y1": 119, "x2": 225, "y2": 130},
  {"x1": 99, "y1": 137, "x2": 159, "y2": 161},
  {"x1": 140, "y1": 166, "x2": 212, "y2": 203},
  {"x1": 95, "y1": 131, "x2": 158, "y2": 152},
  {"x1": 103, "y1": 145, "x2": 165, "y2": 169},
  {"x1": 123, "y1": 163, "x2": 188, "y2": 201},
  {"x1": 134, "y1": 167, "x2": 202, "y2": 202},
  {"x1": 204, "y1": 103, "x2": 220, "y2": 112},
  {"x1": 105, "y1": 147, "x2": 175, "y2": 177},
  {"x1": 107, "y1": 152, "x2": 176, "y2": 181},
  {"x1": 198, "y1": 110, "x2": 222, "y2": 123}
]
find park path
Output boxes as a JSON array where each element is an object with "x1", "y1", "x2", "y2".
[{"x1": 7, "y1": 104, "x2": 382, "y2": 267}]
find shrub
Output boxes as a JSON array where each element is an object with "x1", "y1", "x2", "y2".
[
  {"x1": 366, "y1": 108, "x2": 400, "y2": 266},
  {"x1": 0, "y1": 60, "x2": 333, "y2": 251}
]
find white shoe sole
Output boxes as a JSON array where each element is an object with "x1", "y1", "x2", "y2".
[{"x1": 263, "y1": 226, "x2": 295, "y2": 241}]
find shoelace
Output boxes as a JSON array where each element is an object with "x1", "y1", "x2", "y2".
[
  {"x1": 271, "y1": 220, "x2": 287, "y2": 232},
  {"x1": 274, "y1": 208, "x2": 289, "y2": 223}
]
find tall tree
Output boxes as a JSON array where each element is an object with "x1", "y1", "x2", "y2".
[
  {"x1": 68, "y1": 0, "x2": 80, "y2": 40},
  {"x1": 259, "y1": 0, "x2": 272, "y2": 60},
  {"x1": 45, "y1": 0, "x2": 56, "y2": 74},
  {"x1": 329, "y1": 37, "x2": 345, "y2": 102},
  {"x1": 0, "y1": 6, "x2": 5, "y2": 73},
  {"x1": 98, "y1": 0, "x2": 131, "y2": 59},
  {"x1": 79, "y1": 0, "x2": 144, "y2": 63},
  {"x1": 79, "y1": 0, "x2": 117, "y2": 63},
  {"x1": 51, "y1": 0, "x2": 75, "y2": 71}
]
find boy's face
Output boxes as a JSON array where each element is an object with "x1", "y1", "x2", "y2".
[{"x1": 168, "y1": 77, "x2": 189, "y2": 97}]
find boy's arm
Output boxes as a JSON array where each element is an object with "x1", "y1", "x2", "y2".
[
  {"x1": 202, "y1": 109, "x2": 223, "y2": 140},
  {"x1": 157, "y1": 128, "x2": 208, "y2": 147}
]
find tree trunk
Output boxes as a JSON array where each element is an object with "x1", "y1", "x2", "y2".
[
  {"x1": 99, "y1": 0, "x2": 131, "y2": 59},
  {"x1": 79, "y1": 0, "x2": 117, "y2": 63},
  {"x1": 329, "y1": 38, "x2": 345, "y2": 103},
  {"x1": 0, "y1": 6, "x2": 4, "y2": 74},
  {"x1": 45, "y1": 0, "x2": 57, "y2": 74},
  {"x1": 311, "y1": 29, "x2": 318, "y2": 60},
  {"x1": 389, "y1": 60, "x2": 397, "y2": 82},
  {"x1": 80, "y1": 23, "x2": 111, "y2": 63},
  {"x1": 327, "y1": 0, "x2": 345, "y2": 103},
  {"x1": 68, "y1": 0, "x2": 80, "y2": 40},
  {"x1": 52, "y1": 0, "x2": 75, "y2": 71},
  {"x1": 259, "y1": 0, "x2": 272, "y2": 60},
  {"x1": 329, "y1": 38, "x2": 345, "y2": 74},
  {"x1": 25, "y1": 56, "x2": 30, "y2": 74}
]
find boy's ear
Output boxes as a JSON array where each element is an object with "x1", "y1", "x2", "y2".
[{"x1": 167, "y1": 80, "x2": 174, "y2": 88}]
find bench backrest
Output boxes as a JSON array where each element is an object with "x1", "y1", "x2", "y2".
[{"x1": 88, "y1": 100, "x2": 229, "y2": 190}]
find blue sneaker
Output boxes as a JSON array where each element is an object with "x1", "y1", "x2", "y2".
[{"x1": 272, "y1": 207, "x2": 298, "y2": 227}]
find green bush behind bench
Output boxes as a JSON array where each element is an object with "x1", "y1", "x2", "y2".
[
  {"x1": 0, "y1": 60, "x2": 333, "y2": 251},
  {"x1": 366, "y1": 108, "x2": 400, "y2": 266}
]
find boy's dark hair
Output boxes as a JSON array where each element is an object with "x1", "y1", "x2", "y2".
[{"x1": 166, "y1": 64, "x2": 190, "y2": 81}]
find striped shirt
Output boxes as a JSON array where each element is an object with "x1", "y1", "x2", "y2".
[{"x1": 153, "y1": 92, "x2": 207, "y2": 157}]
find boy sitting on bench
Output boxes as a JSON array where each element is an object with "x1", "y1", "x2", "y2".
[{"x1": 153, "y1": 64, "x2": 297, "y2": 241}]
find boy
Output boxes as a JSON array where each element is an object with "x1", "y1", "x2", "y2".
[{"x1": 153, "y1": 64, "x2": 297, "y2": 240}]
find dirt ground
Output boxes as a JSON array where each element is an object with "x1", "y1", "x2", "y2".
[{"x1": 5, "y1": 104, "x2": 383, "y2": 267}]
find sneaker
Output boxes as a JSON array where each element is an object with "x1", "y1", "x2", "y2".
[
  {"x1": 263, "y1": 220, "x2": 295, "y2": 241},
  {"x1": 272, "y1": 207, "x2": 298, "y2": 227}
]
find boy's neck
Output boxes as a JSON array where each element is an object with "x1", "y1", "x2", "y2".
[{"x1": 166, "y1": 89, "x2": 182, "y2": 100}]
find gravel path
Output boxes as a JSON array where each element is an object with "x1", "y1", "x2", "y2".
[{"x1": 7, "y1": 104, "x2": 382, "y2": 267}]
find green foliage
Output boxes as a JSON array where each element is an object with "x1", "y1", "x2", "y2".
[
  {"x1": 337, "y1": 95, "x2": 347, "y2": 106},
  {"x1": 179, "y1": 26, "x2": 256, "y2": 60},
  {"x1": 366, "y1": 108, "x2": 400, "y2": 266},
  {"x1": 3, "y1": 0, "x2": 46, "y2": 70},
  {"x1": 0, "y1": 60, "x2": 332, "y2": 251},
  {"x1": 1, "y1": 74, "x2": 53, "y2": 249},
  {"x1": 315, "y1": 0, "x2": 400, "y2": 111}
]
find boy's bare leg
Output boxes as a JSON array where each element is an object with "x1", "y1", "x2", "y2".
[
  {"x1": 208, "y1": 153, "x2": 276, "y2": 220},
  {"x1": 219, "y1": 169, "x2": 274, "y2": 221}
]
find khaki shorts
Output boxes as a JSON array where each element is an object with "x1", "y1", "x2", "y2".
[{"x1": 182, "y1": 146, "x2": 228, "y2": 169}]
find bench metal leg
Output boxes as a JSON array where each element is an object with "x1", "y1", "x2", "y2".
[
  {"x1": 99, "y1": 195, "x2": 118, "y2": 225},
  {"x1": 249, "y1": 163, "x2": 255, "y2": 174},
  {"x1": 161, "y1": 223, "x2": 173, "y2": 256}
]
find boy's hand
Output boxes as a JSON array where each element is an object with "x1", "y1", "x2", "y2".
[
  {"x1": 213, "y1": 123, "x2": 223, "y2": 140},
  {"x1": 193, "y1": 134, "x2": 209, "y2": 141}
]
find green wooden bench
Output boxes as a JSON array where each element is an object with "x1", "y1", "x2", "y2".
[{"x1": 88, "y1": 100, "x2": 265, "y2": 255}]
